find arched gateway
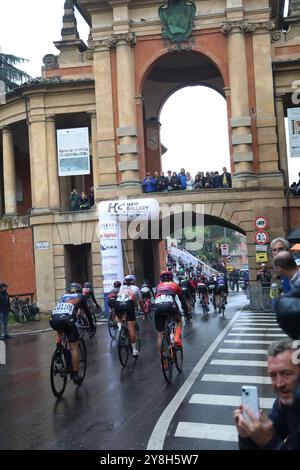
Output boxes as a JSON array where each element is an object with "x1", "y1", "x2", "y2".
[{"x1": 0, "y1": 0, "x2": 300, "y2": 309}]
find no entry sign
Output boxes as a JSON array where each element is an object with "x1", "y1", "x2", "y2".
[
  {"x1": 255, "y1": 216, "x2": 269, "y2": 231},
  {"x1": 255, "y1": 231, "x2": 269, "y2": 245}
]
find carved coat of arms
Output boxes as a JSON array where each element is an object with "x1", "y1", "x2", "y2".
[{"x1": 159, "y1": 0, "x2": 196, "y2": 43}]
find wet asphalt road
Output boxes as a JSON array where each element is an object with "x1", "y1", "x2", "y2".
[{"x1": 0, "y1": 293, "x2": 247, "y2": 450}]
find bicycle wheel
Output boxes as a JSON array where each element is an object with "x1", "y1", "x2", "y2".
[
  {"x1": 50, "y1": 347, "x2": 68, "y2": 398},
  {"x1": 174, "y1": 344, "x2": 183, "y2": 372},
  {"x1": 77, "y1": 339, "x2": 87, "y2": 385},
  {"x1": 160, "y1": 334, "x2": 173, "y2": 383},
  {"x1": 108, "y1": 315, "x2": 118, "y2": 339},
  {"x1": 77, "y1": 314, "x2": 88, "y2": 339},
  {"x1": 118, "y1": 326, "x2": 130, "y2": 367},
  {"x1": 89, "y1": 312, "x2": 97, "y2": 337}
]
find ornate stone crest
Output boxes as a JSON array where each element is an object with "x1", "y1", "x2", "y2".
[{"x1": 159, "y1": 0, "x2": 196, "y2": 43}]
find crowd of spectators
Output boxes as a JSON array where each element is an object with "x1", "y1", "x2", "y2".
[
  {"x1": 70, "y1": 187, "x2": 94, "y2": 211},
  {"x1": 142, "y1": 167, "x2": 232, "y2": 193}
]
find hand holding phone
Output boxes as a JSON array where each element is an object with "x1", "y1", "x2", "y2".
[{"x1": 241, "y1": 385, "x2": 259, "y2": 422}]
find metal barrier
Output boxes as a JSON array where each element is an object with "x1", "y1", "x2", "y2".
[{"x1": 248, "y1": 285, "x2": 272, "y2": 312}]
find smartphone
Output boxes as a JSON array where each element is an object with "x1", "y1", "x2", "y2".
[{"x1": 241, "y1": 386, "x2": 259, "y2": 422}]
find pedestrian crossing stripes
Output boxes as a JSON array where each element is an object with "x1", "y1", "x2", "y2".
[
  {"x1": 228, "y1": 333, "x2": 286, "y2": 337},
  {"x1": 175, "y1": 422, "x2": 238, "y2": 442},
  {"x1": 236, "y1": 322, "x2": 277, "y2": 325},
  {"x1": 201, "y1": 373, "x2": 271, "y2": 384},
  {"x1": 210, "y1": 359, "x2": 268, "y2": 367},
  {"x1": 232, "y1": 327, "x2": 281, "y2": 331},
  {"x1": 217, "y1": 348, "x2": 268, "y2": 355},
  {"x1": 189, "y1": 393, "x2": 274, "y2": 409},
  {"x1": 224, "y1": 339, "x2": 275, "y2": 344}
]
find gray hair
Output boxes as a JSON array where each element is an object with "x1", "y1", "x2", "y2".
[
  {"x1": 270, "y1": 237, "x2": 291, "y2": 250},
  {"x1": 268, "y1": 338, "x2": 297, "y2": 357}
]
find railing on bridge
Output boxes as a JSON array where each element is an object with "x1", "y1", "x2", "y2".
[{"x1": 168, "y1": 246, "x2": 218, "y2": 276}]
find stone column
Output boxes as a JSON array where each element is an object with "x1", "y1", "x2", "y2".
[
  {"x1": 115, "y1": 32, "x2": 141, "y2": 191},
  {"x1": 29, "y1": 114, "x2": 50, "y2": 212},
  {"x1": 93, "y1": 41, "x2": 118, "y2": 199},
  {"x1": 222, "y1": 22, "x2": 255, "y2": 187},
  {"x1": 275, "y1": 93, "x2": 289, "y2": 188},
  {"x1": 2, "y1": 126, "x2": 17, "y2": 215},
  {"x1": 46, "y1": 116, "x2": 60, "y2": 210}
]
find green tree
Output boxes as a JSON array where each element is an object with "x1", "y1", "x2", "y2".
[{"x1": 0, "y1": 52, "x2": 31, "y2": 91}]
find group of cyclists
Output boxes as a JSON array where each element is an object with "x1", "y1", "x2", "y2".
[{"x1": 49, "y1": 263, "x2": 230, "y2": 384}]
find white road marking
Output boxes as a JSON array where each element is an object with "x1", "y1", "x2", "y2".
[
  {"x1": 210, "y1": 359, "x2": 267, "y2": 367},
  {"x1": 224, "y1": 339, "x2": 274, "y2": 344},
  {"x1": 175, "y1": 422, "x2": 238, "y2": 442},
  {"x1": 228, "y1": 333, "x2": 286, "y2": 337},
  {"x1": 146, "y1": 309, "x2": 242, "y2": 450},
  {"x1": 201, "y1": 374, "x2": 271, "y2": 384},
  {"x1": 232, "y1": 327, "x2": 281, "y2": 331},
  {"x1": 218, "y1": 348, "x2": 268, "y2": 354},
  {"x1": 189, "y1": 393, "x2": 274, "y2": 409},
  {"x1": 236, "y1": 322, "x2": 277, "y2": 325}
]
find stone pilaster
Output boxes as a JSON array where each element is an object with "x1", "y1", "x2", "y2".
[
  {"x1": 252, "y1": 24, "x2": 283, "y2": 186},
  {"x1": 46, "y1": 116, "x2": 60, "y2": 210},
  {"x1": 222, "y1": 21, "x2": 255, "y2": 188},
  {"x1": 2, "y1": 126, "x2": 17, "y2": 215},
  {"x1": 29, "y1": 114, "x2": 50, "y2": 212},
  {"x1": 89, "y1": 112, "x2": 99, "y2": 190},
  {"x1": 92, "y1": 41, "x2": 118, "y2": 198},
  {"x1": 115, "y1": 32, "x2": 141, "y2": 189}
]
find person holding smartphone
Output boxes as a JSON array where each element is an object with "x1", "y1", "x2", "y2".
[{"x1": 234, "y1": 338, "x2": 300, "y2": 450}]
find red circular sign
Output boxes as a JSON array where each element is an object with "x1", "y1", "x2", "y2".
[
  {"x1": 255, "y1": 216, "x2": 269, "y2": 231},
  {"x1": 255, "y1": 231, "x2": 269, "y2": 245}
]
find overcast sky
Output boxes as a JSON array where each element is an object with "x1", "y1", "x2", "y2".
[{"x1": 0, "y1": 0, "x2": 297, "y2": 183}]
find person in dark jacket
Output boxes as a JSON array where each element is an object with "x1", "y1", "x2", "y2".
[
  {"x1": 234, "y1": 338, "x2": 300, "y2": 450},
  {"x1": 142, "y1": 172, "x2": 156, "y2": 193},
  {"x1": 0, "y1": 282, "x2": 10, "y2": 339},
  {"x1": 170, "y1": 171, "x2": 181, "y2": 191},
  {"x1": 220, "y1": 167, "x2": 232, "y2": 188},
  {"x1": 157, "y1": 171, "x2": 169, "y2": 192}
]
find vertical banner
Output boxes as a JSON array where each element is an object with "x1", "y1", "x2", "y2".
[
  {"x1": 287, "y1": 108, "x2": 300, "y2": 158},
  {"x1": 57, "y1": 127, "x2": 90, "y2": 176}
]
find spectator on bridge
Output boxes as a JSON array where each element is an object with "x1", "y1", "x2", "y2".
[
  {"x1": 234, "y1": 338, "x2": 300, "y2": 450},
  {"x1": 166, "y1": 170, "x2": 172, "y2": 191},
  {"x1": 157, "y1": 171, "x2": 169, "y2": 192},
  {"x1": 153, "y1": 171, "x2": 159, "y2": 190},
  {"x1": 142, "y1": 172, "x2": 156, "y2": 193},
  {"x1": 274, "y1": 252, "x2": 300, "y2": 287},
  {"x1": 0, "y1": 282, "x2": 10, "y2": 339},
  {"x1": 178, "y1": 168, "x2": 187, "y2": 190},
  {"x1": 170, "y1": 171, "x2": 181, "y2": 191},
  {"x1": 88, "y1": 186, "x2": 95, "y2": 207},
  {"x1": 220, "y1": 167, "x2": 232, "y2": 188},
  {"x1": 194, "y1": 174, "x2": 202, "y2": 190},
  {"x1": 186, "y1": 172, "x2": 194, "y2": 191},
  {"x1": 214, "y1": 171, "x2": 221, "y2": 188},
  {"x1": 80, "y1": 191, "x2": 90, "y2": 210}
]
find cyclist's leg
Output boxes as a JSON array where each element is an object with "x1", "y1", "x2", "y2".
[
  {"x1": 127, "y1": 302, "x2": 139, "y2": 355},
  {"x1": 69, "y1": 340, "x2": 80, "y2": 373},
  {"x1": 174, "y1": 310, "x2": 182, "y2": 346},
  {"x1": 154, "y1": 307, "x2": 167, "y2": 354}
]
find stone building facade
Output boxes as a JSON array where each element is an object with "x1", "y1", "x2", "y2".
[{"x1": 0, "y1": 0, "x2": 300, "y2": 309}]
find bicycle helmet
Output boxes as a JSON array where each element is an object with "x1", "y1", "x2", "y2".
[
  {"x1": 114, "y1": 280, "x2": 122, "y2": 289},
  {"x1": 160, "y1": 270, "x2": 173, "y2": 282},
  {"x1": 83, "y1": 282, "x2": 93, "y2": 289},
  {"x1": 124, "y1": 274, "x2": 136, "y2": 285},
  {"x1": 68, "y1": 282, "x2": 82, "y2": 294}
]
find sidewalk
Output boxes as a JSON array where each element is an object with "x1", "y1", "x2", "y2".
[{"x1": 8, "y1": 312, "x2": 108, "y2": 337}]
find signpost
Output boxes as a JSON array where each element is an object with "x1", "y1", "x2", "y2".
[
  {"x1": 227, "y1": 255, "x2": 232, "y2": 262},
  {"x1": 255, "y1": 231, "x2": 269, "y2": 245},
  {"x1": 256, "y1": 252, "x2": 268, "y2": 263}
]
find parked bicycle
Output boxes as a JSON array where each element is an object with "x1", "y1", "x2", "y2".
[
  {"x1": 50, "y1": 334, "x2": 87, "y2": 398},
  {"x1": 117, "y1": 314, "x2": 140, "y2": 367},
  {"x1": 10, "y1": 297, "x2": 40, "y2": 323},
  {"x1": 160, "y1": 317, "x2": 183, "y2": 383}
]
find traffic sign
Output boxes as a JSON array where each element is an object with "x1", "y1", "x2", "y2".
[
  {"x1": 227, "y1": 255, "x2": 233, "y2": 262},
  {"x1": 255, "y1": 231, "x2": 269, "y2": 245},
  {"x1": 255, "y1": 216, "x2": 269, "y2": 231},
  {"x1": 221, "y1": 243, "x2": 229, "y2": 256},
  {"x1": 256, "y1": 252, "x2": 268, "y2": 263}
]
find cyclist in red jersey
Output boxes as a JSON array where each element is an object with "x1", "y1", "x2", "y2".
[{"x1": 154, "y1": 271, "x2": 186, "y2": 353}]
